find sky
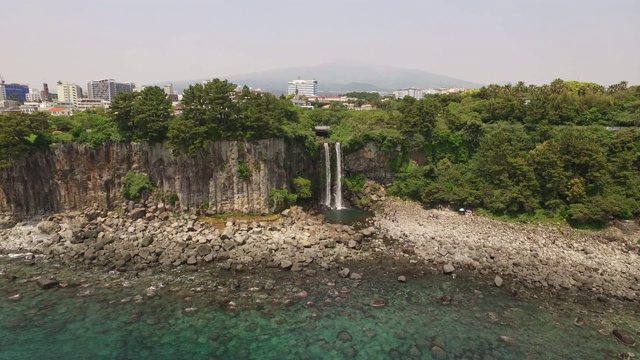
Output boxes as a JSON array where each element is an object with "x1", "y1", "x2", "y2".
[{"x1": 2, "y1": 0, "x2": 639, "y2": 90}]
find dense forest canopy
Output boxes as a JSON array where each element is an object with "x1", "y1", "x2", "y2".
[{"x1": 1, "y1": 79, "x2": 639, "y2": 225}]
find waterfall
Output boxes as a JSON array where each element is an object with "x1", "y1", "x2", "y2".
[
  {"x1": 323, "y1": 143, "x2": 331, "y2": 207},
  {"x1": 334, "y1": 142, "x2": 343, "y2": 209}
]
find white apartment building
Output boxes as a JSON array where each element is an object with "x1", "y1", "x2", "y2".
[
  {"x1": 0, "y1": 84, "x2": 6, "y2": 101},
  {"x1": 57, "y1": 81, "x2": 83, "y2": 105},
  {"x1": 163, "y1": 83, "x2": 173, "y2": 96},
  {"x1": 25, "y1": 89, "x2": 41, "y2": 102},
  {"x1": 287, "y1": 79, "x2": 318, "y2": 97},
  {"x1": 393, "y1": 88, "x2": 427, "y2": 100}
]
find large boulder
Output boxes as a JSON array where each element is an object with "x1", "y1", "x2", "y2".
[
  {"x1": 221, "y1": 226, "x2": 235, "y2": 240},
  {"x1": 37, "y1": 278, "x2": 59, "y2": 290},
  {"x1": 613, "y1": 329, "x2": 636, "y2": 347},
  {"x1": 37, "y1": 221, "x2": 61, "y2": 235},
  {"x1": 443, "y1": 263, "x2": 455, "y2": 274}
]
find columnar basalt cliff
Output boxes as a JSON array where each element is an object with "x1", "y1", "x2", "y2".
[{"x1": 0, "y1": 139, "x2": 314, "y2": 215}]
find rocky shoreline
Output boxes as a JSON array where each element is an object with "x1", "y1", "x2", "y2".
[{"x1": 1, "y1": 196, "x2": 640, "y2": 303}]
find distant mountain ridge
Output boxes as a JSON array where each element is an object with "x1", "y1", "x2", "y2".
[{"x1": 159, "y1": 60, "x2": 484, "y2": 94}]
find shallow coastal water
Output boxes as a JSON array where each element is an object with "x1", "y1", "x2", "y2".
[{"x1": 1, "y1": 259, "x2": 638, "y2": 360}]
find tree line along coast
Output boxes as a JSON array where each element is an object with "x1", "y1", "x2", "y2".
[{"x1": 1, "y1": 79, "x2": 640, "y2": 227}]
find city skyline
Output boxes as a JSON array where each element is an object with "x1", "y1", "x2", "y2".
[{"x1": 1, "y1": 0, "x2": 639, "y2": 89}]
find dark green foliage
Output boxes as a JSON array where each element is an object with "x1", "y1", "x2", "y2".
[
  {"x1": 2, "y1": 79, "x2": 640, "y2": 226},
  {"x1": 168, "y1": 193, "x2": 179, "y2": 206},
  {"x1": 68, "y1": 110, "x2": 121, "y2": 148},
  {"x1": 388, "y1": 164, "x2": 434, "y2": 200},
  {"x1": 168, "y1": 80, "x2": 305, "y2": 153},
  {"x1": 344, "y1": 173, "x2": 366, "y2": 195},
  {"x1": 293, "y1": 176, "x2": 312, "y2": 199},
  {"x1": 122, "y1": 171, "x2": 155, "y2": 201},
  {"x1": 269, "y1": 188, "x2": 298, "y2": 209},
  {"x1": 237, "y1": 160, "x2": 250, "y2": 180},
  {"x1": 344, "y1": 91, "x2": 382, "y2": 103},
  {"x1": 0, "y1": 112, "x2": 51, "y2": 168},
  {"x1": 109, "y1": 87, "x2": 173, "y2": 143}
]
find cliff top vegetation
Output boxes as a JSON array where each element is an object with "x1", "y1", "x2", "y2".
[{"x1": 1, "y1": 78, "x2": 639, "y2": 226}]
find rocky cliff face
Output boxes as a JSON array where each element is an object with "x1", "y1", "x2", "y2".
[
  {"x1": 0, "y1": 139, "x2": 314, "y2": 215},
  {"x1": 344, "y1": 143, "x2": 425, "y2": 184}
]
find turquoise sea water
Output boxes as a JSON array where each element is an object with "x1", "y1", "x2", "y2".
[{"x1": 1, "y1": 259, "x2": 638, "y2": 360}]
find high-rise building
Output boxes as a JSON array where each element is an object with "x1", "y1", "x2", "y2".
[
  {"x1": 41, "y1": 83, "x2": 51, "y2": 102},
  {"x1": 287, "y1": 79, "x2": 318, "y2": 97},
  {"x1": 87, "y1": 79, "x2": 135, "y2": 101},
  {"x1": 163, "y1": 83, "x2": 173, "y2": 96},
  {"x1": 0, "y1": 82, "x2": 29, "y2": 102},
  {"x1": 56, "y1": 81, "x2": 83, "y2": 105}
]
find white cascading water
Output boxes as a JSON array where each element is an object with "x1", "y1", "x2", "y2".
[
  {"x1": 323, "y1": 143, "x2": 331, "y2": 207},
  {"x1": 334, "y1": 142, "x2": 343, "y2": 209}
]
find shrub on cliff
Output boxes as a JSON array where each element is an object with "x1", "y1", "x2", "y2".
[
  {"x1": 269, "y1": 188, "x2": 297, "y2": 212},
  {"x1": 122, "y1": 171, "x2": 155, "y2": 201},
  {"x1": 293, "y1": 177, "x2": 312, "y2": 199}
]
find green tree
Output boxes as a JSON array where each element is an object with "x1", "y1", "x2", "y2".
[
  {"x1": 109, "y1": 86, "x2": 173, "y2": 142},
  {"x1": 0, "y1": 113, "x2": 51, "y2": 168},
  {"x1": 472, "y1": 123, "x2": 539, "y2": 213},
  {"x1": 168, "y1": 79, "x2": 237, "y2": 152}
]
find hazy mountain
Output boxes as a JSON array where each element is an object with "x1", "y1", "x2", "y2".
[{"x1": 161, "y1": 60, "x2": 484, "y2": 94}]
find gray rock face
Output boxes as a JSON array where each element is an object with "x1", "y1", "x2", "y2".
[{"x1": 0, "y1": 139, "x2": 312, "y2": 215}]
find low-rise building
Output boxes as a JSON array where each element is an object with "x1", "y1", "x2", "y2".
[
  {"x1": 75, "y1": 98, "x2": 109, "y2": 110},
  {"x1": 0, "y1": 100, "x2": 21, "y2": 114},
  {"x1": 47, "y1": 107, "x2": 74, "y2": 116},
  {"x1": 20, "y1": 104, "x2": 39, "y2": 114}
]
